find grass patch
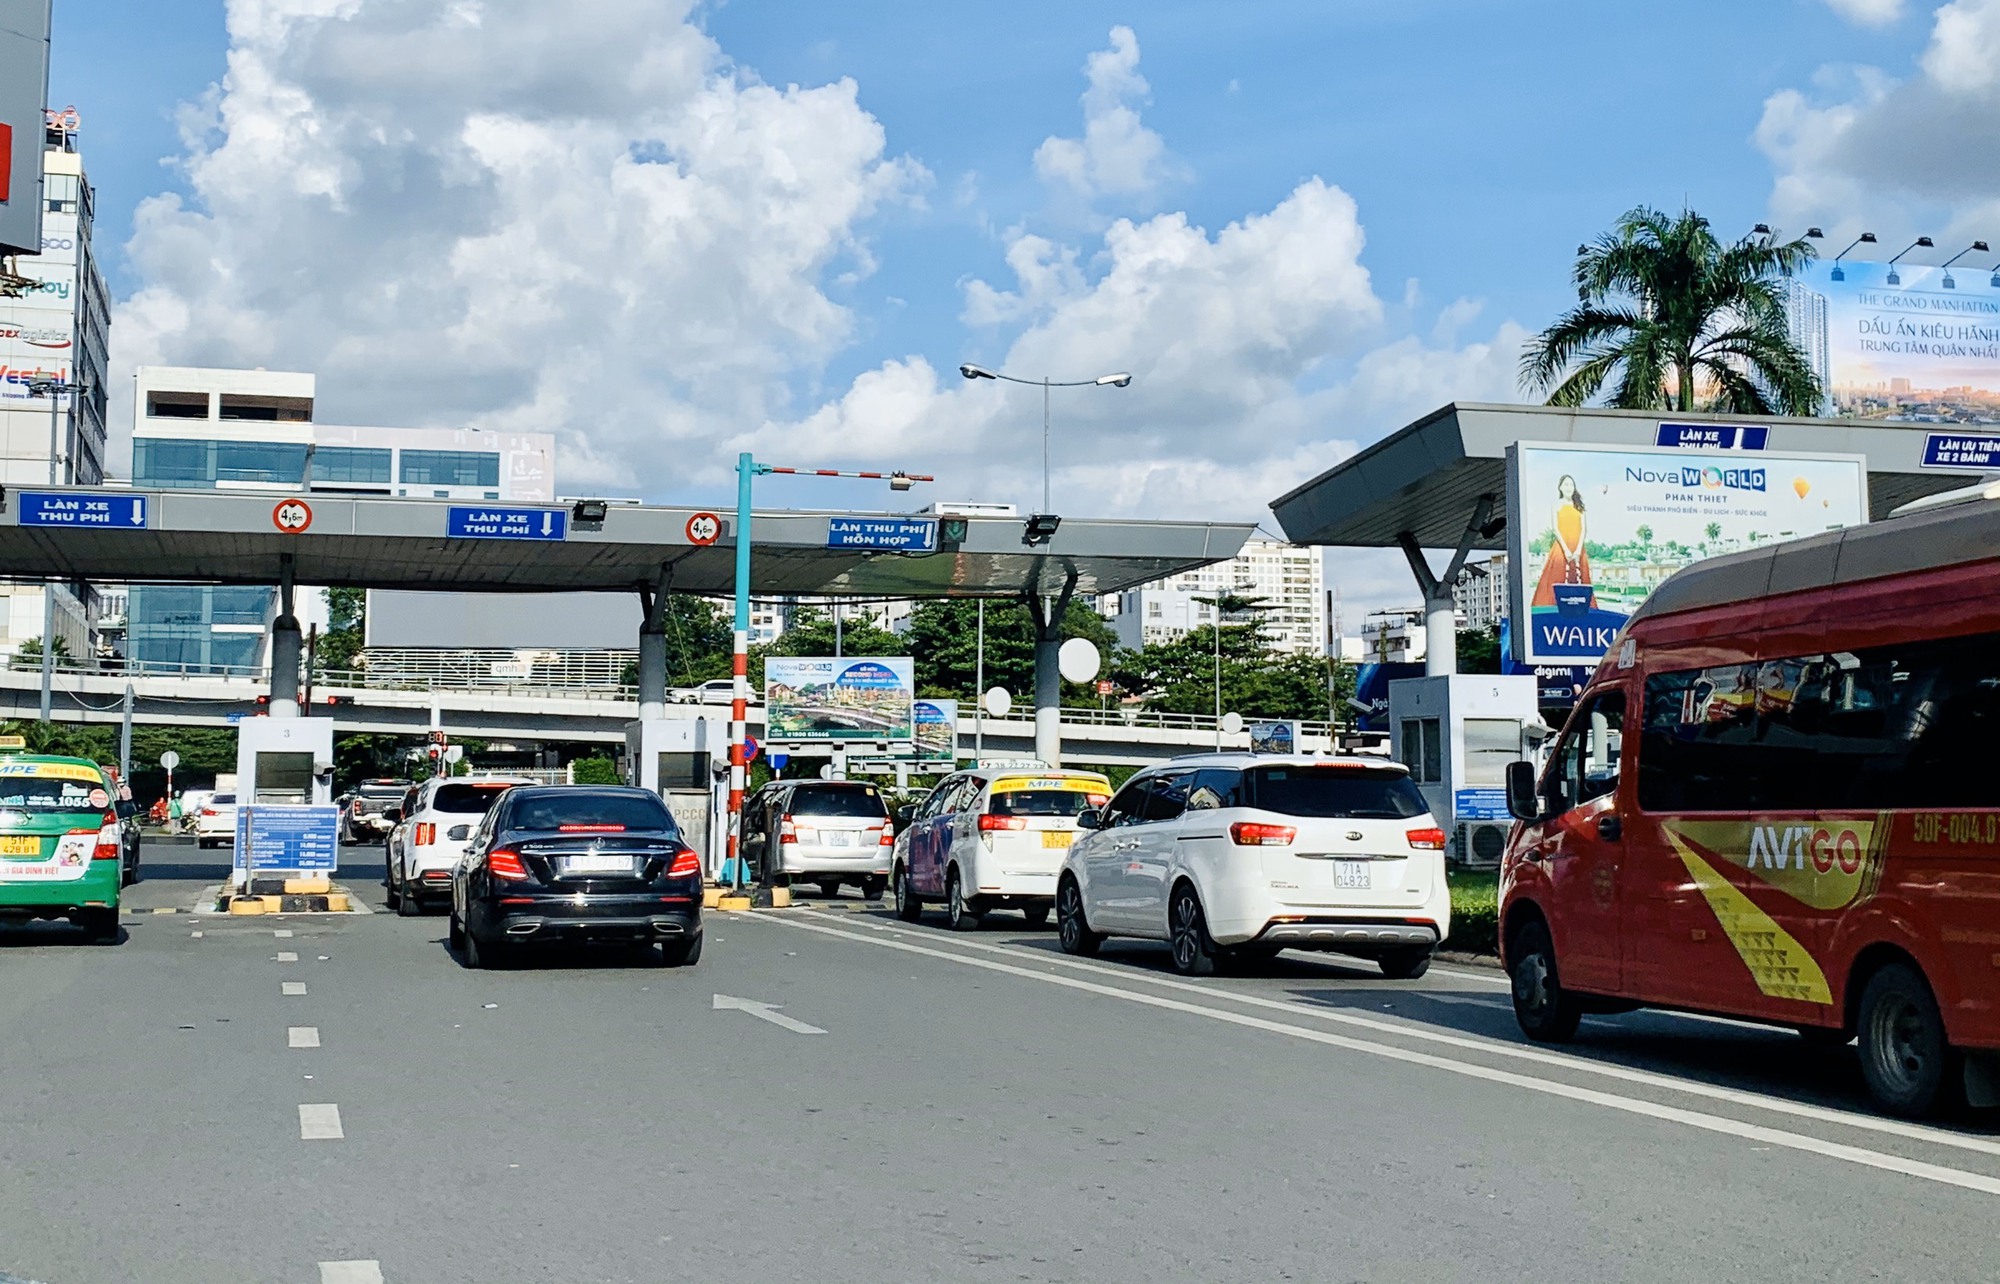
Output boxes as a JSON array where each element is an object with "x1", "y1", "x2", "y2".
[{"x1": 1445, "y1": 867, "x2": 1499, "y2": 955}]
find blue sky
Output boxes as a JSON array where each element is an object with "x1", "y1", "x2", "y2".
[{"x1": 41, "y1": 0, "x2": 1985, "y2": 612}]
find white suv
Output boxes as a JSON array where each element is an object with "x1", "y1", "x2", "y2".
[
  {"x1": 385, "y1": 776, "x2": 532, "y2": 915},
  {"x1": 1057, "y1": 754, "x2": 1449, "y2": 977}
]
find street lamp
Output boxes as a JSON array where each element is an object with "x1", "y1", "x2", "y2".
[
  {"x1": 1885, "y1": 236, "x2": 1934, "y2": 287},
  {"x1": 1940, "y1": 240, "x2": 1990, "y2": 290},
  {"x1": 728, "y1": 455, "x2": 933, "y2": 895},
  {"x1": 958, "y1": 363, "x2": 1131, "y2": 512},
  {"x1": 1191, "y1": 592, "x2": 1271, "y2": 748},
  {"x1": 23, "y1": 376, "x2": 84, "y2": 723},
  {"x1": 1830, "y1": 232, "x2": 1876, "y2": 282}
]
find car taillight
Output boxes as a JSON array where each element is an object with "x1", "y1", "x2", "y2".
[
  {"x1": 779, "y1": 815, "x2": 797, "y2": 845},
  {"x1": 978, "y1": 814, "x2": 1026, "y2": 831},
  {"x1": 667, "y1": 848, "x2": 701, "y2": 879},
  {"x1": 877, "y1": 826, "x2": 894, "y2": 847},
  {"x1": 559, "y1": 824, "x2": 626, "y2": 833},
  {"x1": 92, "y1": 824, "x2": 120, "y2": 861},
  {"x1": 1406, "y1": 827, "x2": 1448, "y2": 851},
  {"x1": 414, "y1": 823, "x2": 436, "y2": 846},
  {"x1": 488, "y1": 849, "x2": 530, "y2": 880},
  {"x1": 201, "y1": 808, "x2": 218, "y2": 818},
  {"x1": 1229, "y1": 822, "x2": 1297, "y2": 846}
]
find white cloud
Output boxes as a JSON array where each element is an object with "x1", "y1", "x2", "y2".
[
  {"x1": 1823, "y1": 0, "x2": 1907, "y2": 25},
  {"x1": 1923, "y1": 0, "x2": 2000, "y2": 91},
  {"x1": 115, "y1": 0, "x2": 925, "y2": 493},
  {"x1": 1032, "y1": 26, "x2": 1177, "y2": 201}
]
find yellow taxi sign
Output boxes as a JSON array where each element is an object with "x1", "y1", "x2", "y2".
[
  {"x1": 991, "y1": 773, "x2": 1111, "y2": 795},
  {"x1": 0, "y1": 736, "x2": 26, "y2": 751}
]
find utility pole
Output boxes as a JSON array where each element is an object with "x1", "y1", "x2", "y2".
[
  {"x1": 973, "y1": 599, "x2": 985, "y2": 759},
  {"x1": 118, "y1": 683, "x2": 134, "y2": 785}
]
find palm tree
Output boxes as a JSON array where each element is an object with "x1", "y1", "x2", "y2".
[{"x1": 1522, "y1": 207, "x2": 1822, "y2": 415}]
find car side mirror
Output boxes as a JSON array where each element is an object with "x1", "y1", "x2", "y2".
[
  {"x1": 1076, "y1": 808, "x2": 1102, "y2": 831},
  {"x1": 896, "y1": 805, "x2": 916, "y2": 824},
  {"x1": 1505, "y1": 760, "x2": 1543, "y2": 823}
]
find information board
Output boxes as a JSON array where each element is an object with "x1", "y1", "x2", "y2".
[{"x1": 235, "y1": 804, "x2": 341, "y2": 873}]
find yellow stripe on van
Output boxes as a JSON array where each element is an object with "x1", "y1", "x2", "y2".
[{"x1": 1663, "y1": 828, "x2": 1831, "y2": 1006}]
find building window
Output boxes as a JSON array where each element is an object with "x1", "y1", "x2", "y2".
[
  {"x1": 218, "y1": 394, "x2": 312, "y2": 423},
  {"x1": 311, "y1": 446, "x2": 392, "y2": 484},
  {"x1": 215, "y1": 441, "x2": 310, "y2": 484},
  {"x1": 146, "y1": 392, "x2": 208, "y2": 420},
  {"x1": 133, "y1": 439, "x2": 211, "y2": 487},
  {"x1": 400, "y1": 450, "x2": 500, "y2": 487}
]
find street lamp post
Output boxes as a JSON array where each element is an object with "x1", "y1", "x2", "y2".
[
  {"x1": 728, "y1": 457, "x2": 931, "y2": 894},
  {"x1": 26, "y1": 376, "x2": 84, "y2": 722},
  {"x1": 1193, "y1": 592, "x2": 1271, "y2": 748},
  {"x1": 958, "y1": 363, "x2": 1130, "y2": 513}
]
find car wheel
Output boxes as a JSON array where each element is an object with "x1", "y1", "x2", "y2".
[
  {"x1": 1057, "y1": 878, "x2": 1102, "y2": 957},
  {"x1": 397, "y1": 885, "x2": 422, "y2": 917},
  {"x1": 946, "y1": 867, "x2": 981, "y2": 932},
  {"x1": 1167, "y1": 883, "x2": 1217, "y2": 977},
  {"x1": 463, "y1": 928, "x2": 507, "y2": 970},
  {"x1": 448, "y1": 910, "x2": 465, "y2": 951},
  {"x1": 1858, "y1": 962, "x2": 1958, "y2": 1119},
  {"x1": 1378, "y1": 947, "x2": 1433, "y2": 980},
  {"x1": 860, "y1": 874, "x2": 888, "y2": 901},
  {"x1": 1509, "y1": 920, "x2": 1582, "y2": 1042},
  {"x1": 384, "y1": 867, "x2": 400, "y2": 909},
  {"x1": 1021, "y1": 902, "x2": 1051, "y2": 929},
  {"x1": 659, "y1": 934, "x2": 703, "y2": 967},
  {"x1": 82, "y1": 907, "x2": 119, "y2": 945},
  {"x1": 893, "y1": 864, "x2": 923, "y2": 922},
  {"x1": 817, "y1": 879, "x2": 842, "y2": 900}
]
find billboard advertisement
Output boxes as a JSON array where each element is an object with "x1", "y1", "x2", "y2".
[
  {"x1": 1790, "y1": 261, "x2": 2000, "y2": 425},
  {"x1": 1507, "y1": 441, "x2": 1867, "y2": 666},
  {"x1": 913, "y1": 698, "x2": 958, "y2": 763},
  {"x1": 765, "y1": 656, "x2": 915, "y2": 742},
  {"x1": 0, "y1": 3, "x2": 52, "y2": 257},
  {"x1": 0, "y1": 184, "x2": 77, "y2": 407}
]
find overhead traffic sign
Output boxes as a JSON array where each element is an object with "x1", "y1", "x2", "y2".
[
  {"x1": 445, "y1": 506, "x2": 568, "y2": 541},
  {"x1": 1656, "y1": 422, "x2": 1769, "y2": 451},
  {"x1": 272, "y1": 498, "x2": 313, "y2": 533},
  {"x1": 18, "y1": 491, "x2": 147, "y2": 529},
  {"x1": 826, "y1": 516, "x2": 937, "y2": 552},
  {"x1": 685, "y1": 512, "x2": 722, "y2": 545},
  {"x1": 1920, "y1": 432, "x2": 2000, "y2": 472}
]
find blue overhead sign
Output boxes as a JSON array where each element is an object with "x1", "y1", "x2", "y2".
[
  {"x1": 18, "y1": 491, "x2": 148, "y2": 529},
  {"x1": 1655, "y1": 423, "x2": 1769, "y2": 451},
  {"x1": 236, "y1": 804, "x2": 341, "y2": 873},
  {"x1": 445, "y1": 506, "x2": 568, "y2": 541},
  {"x1": 1920, "y1": 432, "x2": 2000, "y2": 472},
  {"x1": 827, "y1": 516, "x2": 937, "y2": 552}
]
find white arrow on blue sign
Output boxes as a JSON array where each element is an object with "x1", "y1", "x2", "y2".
[
  {"x1": 445, "y1": 506, "x2": 568, "y2": 541},
  {"x1": 18, "y1": 492, "x2": 147, "y2": 529}
]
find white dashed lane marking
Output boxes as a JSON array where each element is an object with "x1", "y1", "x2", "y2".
[
  {"x1": 282, "y1": 981, "x2": 308, "y2": 996},
  {"x1": 298, "y1": 1104, "x2": 344, "y2": 1140},
  {"x1": 274, "y1": 929, "x2": 294, "y2": 938},
  {"x1": 318, "y1": 1260, "x2": 382, "y2": 1283},
  {"x1": 276, "y1": 951, "x2": 299, "y2": 962},
  {"x1": 289, "y1": 1026, "x2": 320, "y2": 1049}
]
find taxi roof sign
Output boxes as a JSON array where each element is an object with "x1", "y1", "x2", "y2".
[{"x1": 0, "y1": 736, "x2": 27, "y2": 751}]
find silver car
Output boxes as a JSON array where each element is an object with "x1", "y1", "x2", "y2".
[{"x1": 740, "y1": 780, "x2": 893, "y2": 898}]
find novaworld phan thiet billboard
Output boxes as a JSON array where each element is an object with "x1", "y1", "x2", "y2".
[
  {"x1": 765, "y1": 657, "x2": 915, "y2": 743},
  {"x1": 1506, "y1": 442, "x2": 1867, "y2": 666}
]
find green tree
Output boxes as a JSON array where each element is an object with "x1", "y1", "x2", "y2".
[
  {"x1": 571, "y1": 755, "x2": 622, "y2": 785},
  {"x1": 317, "y1": 587, "x2": 365, "y2": 675},
  {"x1": 901, "y1": 598, "x2": 1121, "y2": 708},
  {"x1": 12, "y1": 635, "x2": 71, "y2": 670},
  {"x1": 1704, "y1": 521, "x2": 1723, "y2": 546},
  {"x1": 1522, "y1": 207, "x2": 1821, "y2": 415},
  {"x1": 1116, "y1": 624, "x2": 1333, "y2": 721},
  {"x1": 622, "y1": 595, "x2": 735, "y2": 688},
  {"x1": 1456, "y1": 626, "x2": 1502, "y2": 675}
]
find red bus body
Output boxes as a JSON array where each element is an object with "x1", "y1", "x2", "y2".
[{"x1": 1500, "y1": 493, "x2": 2000, "y2": 1107}]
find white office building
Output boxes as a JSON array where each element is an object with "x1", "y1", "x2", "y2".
[
  {"x1": 1109, "y1": 538, "x2": 1325, "y2": 654},
  {"x1": 1359, "y1": 609, "x2": 1430, "y2": 665},
  {"x1": 1452, "y1": 554, "x2": 1510, "y2": 633}
]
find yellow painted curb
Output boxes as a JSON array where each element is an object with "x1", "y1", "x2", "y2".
[
  {"x1": 716, "y1": 895, "x2": 753, "y2": 913},
  {"x1": 324, "y1": 893, "x2": 351, "y2": 913},
  {"x1": 227, "y1": 896, "x2": 277, "y2": 915},
  {"x1": 702, "y1": 887, "x2": 724, "y2": 909},
  {"x1": 285, "y1": 876, "x2": 332, "y2": 895},
  {"x1": 769, "y1": 887, "x2": 792, "y2": 908}
]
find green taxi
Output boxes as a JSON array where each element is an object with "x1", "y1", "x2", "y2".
[{"x1": 0, "y1": 750, "x2": 123, "y2": 943}]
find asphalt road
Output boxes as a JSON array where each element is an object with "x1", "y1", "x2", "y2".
[{"x1": 5, "y1": 838, "x2": 2000, "y2": 1282}]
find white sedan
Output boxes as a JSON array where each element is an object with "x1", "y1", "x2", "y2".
[
  {"x1": 1057, "y1": 753, "x2": 1450, "y2": 978},
  {"x1": 194, "y1": 793, "x2": 238, "y2": 849}
]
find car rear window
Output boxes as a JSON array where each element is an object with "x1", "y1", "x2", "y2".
[
  {"x1": 785, "y1": 785, "x2": 888, "y2": 818},
  {"x1": 506, "y1": 791, "x2": 677, "y2": 833},
  {"x1": 432, "y1": 783, "x2": 515, "y2": 815},
  {"x1": 211, "y1": 794, "x2": 236, "y2": 806},
  {"x1": 1241, "y1": 766, "x2": 1428, "y2": 819},
  {"x1": 988, "y1": 789, "x2": 1105, "y2": 817}
]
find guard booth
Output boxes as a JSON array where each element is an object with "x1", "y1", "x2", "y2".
[
  {"x1": 1387, "y1": 675, "x2": 1542, "y2": 869},
  {"x1": 625, "y1": 718, "x2": 725, "y2": 879},
  {"x1": 232, "y1": 717, "x2": 337, "y2": 891}
]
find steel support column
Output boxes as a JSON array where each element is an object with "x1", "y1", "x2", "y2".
[
  {"x1": 270, "y1": 555, "x2": 301, "y2": 718},
  {"x1": 1026, "y1": 570, "x2": 1078, "y2": 767},
  {"x1": 1396, "y1": 494, "x2": 1495, "y2": 679}
]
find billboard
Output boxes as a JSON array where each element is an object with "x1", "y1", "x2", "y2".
[
  {"x1": 913, "y1": 698, "x2": 958, "y2": 763},
  {"x1": 0, "y1": 2, "x2": 51, "y2": 257},
  {"x1": 765, "y1": 656, "x2": 915, "y2": 742},
  {"x1": 1507, "y1": 441, "x2": 1867, "y2": 665},
  {"x1": 0, "y1": 199, "x2": 77, "y2": 407},
  {"x1": 1790, "y1": 261, "x2": 2000, "y2": 425}
]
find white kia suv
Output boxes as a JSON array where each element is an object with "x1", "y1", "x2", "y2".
[
  {"x1": 1056, "y1": 754, "x2": 1449, "y2": 977},
  {"x1": 385, "y1": 775, "x2": 533, "y2": 915}
]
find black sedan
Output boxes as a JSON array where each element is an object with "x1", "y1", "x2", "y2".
[{"x1": 449, "y1": 785, "x2": 703, "y2": 969}]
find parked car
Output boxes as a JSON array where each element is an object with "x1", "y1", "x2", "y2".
[
  {"x1": 892, "y1": 764, "x2": 1112, "y2": 929},
  {"x1": 194, "y1": 793, "x2": 239, "y2": 849},
  {"x1": 1056, "y1": 754, "x2": 1450, "y2": 978},
  {"x1": 385, "y1": 775, "x2": 533, "y2": 915},
  {"x1": 450, "y1": 785, "x2": 703, "y2": 968},
  {"x1": 0, "y1": 753, "x2": 125, "y2": 943},
  {"x1": 739, "y1": 779, "x2": 893, "y2": 898},
  {"x1": 675, "y1": 679, "x2": 739, "y2": 706},
  {"x1": 342, "y1": 778, "x2": 412, "y2": 844}
]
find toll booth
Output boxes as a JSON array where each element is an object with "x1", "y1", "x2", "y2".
[
  {"x1": 1387, "y1": 675, "x2": 1542, "y2": 869},
  {"x1": 625, "y1": 718, "x2": 726, "y2": 878},
  {"x1": 232, "y1": 718, "x2": 337, "y2": 890}
]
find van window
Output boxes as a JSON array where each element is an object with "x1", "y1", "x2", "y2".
[
  {"x1": 1240, "y1": 766, "x2": 1428, "y2": 819},
  {"x1": 1549, "y1": 693, "x2": 1624, "y2": 813},
  {"x1": 431, "y1": 783, "x2": 515, "y2": 815},
  {"x1": 786, "y1": 784, "x2": 888, "y2": 819},
  {"x1": 988, "y1": 790, "x2": 1102, "y2": 818}
]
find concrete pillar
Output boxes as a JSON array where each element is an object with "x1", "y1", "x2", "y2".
[
  {"x1": 638, "y1": 617, "x2": 667, "y2": 722},
  {"x1": 1033, "y1": 629, "x2": 1061, "y2": 767},
  {"x1": 270, "y1": 614, "x2": 302, "y2": 718},
  {"x1": 1424, "y1": 594, "x2": 1457, "y2": 678}
]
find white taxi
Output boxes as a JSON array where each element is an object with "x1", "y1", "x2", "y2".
[{"x1": 893, "y1": 763, "x2": 1111, "y2": 930}]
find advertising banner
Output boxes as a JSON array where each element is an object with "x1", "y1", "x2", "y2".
[
  {"x1": 1790, "y1": 261, "x2": 2000, "y2": 426},
  {"x1": 1249, "y1": 721, "x2": 1299, "y2": 754},
  {"x1": 765, "y1": 656, "x2": 915, "y2": 742},
  {"x1": 0, "y1": 4, "x2": 51, "y2": 256},
  {"x1": 913, "y1": 698, "x2": 958, "y2": 763},
  {"x1": 1507, "y1": 442, "x2": 1867, "y2": 666}
]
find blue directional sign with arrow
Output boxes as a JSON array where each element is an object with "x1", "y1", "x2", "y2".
[
  {"x1": 18, "y1": 491, "x2": 148, "y2": 529},
  {"x1": 445, "y1": 506, "x2": 568, "y2": 541}
]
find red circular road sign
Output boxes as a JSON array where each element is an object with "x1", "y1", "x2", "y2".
[
  {"x1": 273, "y1": 498, "x2": 313, "y2": 534},
  {"x1": 685, "y1": 512, "x2": 723, "y2": 546}
]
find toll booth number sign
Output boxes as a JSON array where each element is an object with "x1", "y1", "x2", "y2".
[{"x1": 235, "y1": 804, "x2": 341, "y2": 873}]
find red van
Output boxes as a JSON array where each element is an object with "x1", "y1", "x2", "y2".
[{"x1": 1499, "y1": 488, "x2": 2000, "y2": 1118}]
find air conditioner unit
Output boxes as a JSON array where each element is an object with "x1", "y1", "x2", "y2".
[{"x1": 1454, "y1": 820, "x2": 1511, "y2": 870}]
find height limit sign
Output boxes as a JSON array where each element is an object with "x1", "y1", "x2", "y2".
[{"x1": 273, "y1": 498, "x2": 313, "y2": 534}]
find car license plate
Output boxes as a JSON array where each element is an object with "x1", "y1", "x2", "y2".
[
  {"x1": 1041, "y1": 831, "x2": 1073, "y2": 848},
  {"x1": 0, "y1": 836, "x2": 39, "y2": 856},
  {"x1": 563, "y1": 854, "x2": 631, "y2": 874},
  {"x1": 1333, "y1": 860, "x2": 1371, "y2": 890},
  {"x1": 825, "y1": 831, "x2": 855, "y2": 847}
]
